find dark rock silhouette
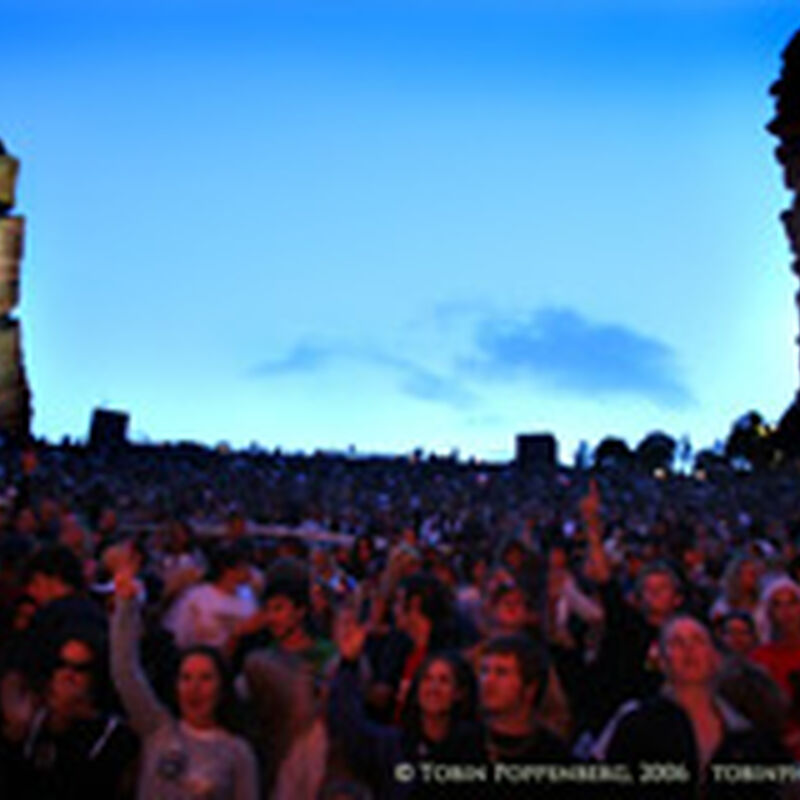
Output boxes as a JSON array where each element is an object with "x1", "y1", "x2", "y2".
[
  {"x1": 0, "y1": 138, "x2": 31, "y2": 442},
  {"x1": 769, "y1": 32, "x2": 800, "y2": 458}
]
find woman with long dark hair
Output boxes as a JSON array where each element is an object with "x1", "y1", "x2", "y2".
[
  {"x1": 328, "y1": 607, "x2": 483, "y2": 799},
  {"x1": 111, "y1": 566, "x2": 258, "y2": 799}
]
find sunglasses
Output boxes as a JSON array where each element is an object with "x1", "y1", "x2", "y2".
[{"x1": 55, "y1": 657, "x2": 93, "y2": 673}]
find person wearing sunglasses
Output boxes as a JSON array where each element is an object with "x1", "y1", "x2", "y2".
[{"x1": 3, "y1": 625, "x2": 139, "y2": 799}]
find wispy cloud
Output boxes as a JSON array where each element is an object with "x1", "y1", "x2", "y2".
[
  {"x1": 254, "y1": 342, "x2": 333, "y2": 375},
  {"x1": 459, "y1": 306, "x2": 693, "y2": 408},
  {"x1": 366, "y1": 351, "x2": 476, "y2": 408},
  {"x1": 252, "y1": 305, "x2": 692, "y2": 412},
  {"x1": 251, "y1": 341, "x2": 477, "y2": 409}
]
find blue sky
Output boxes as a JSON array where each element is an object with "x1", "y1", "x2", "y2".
[{"x1": 3, "y1": 0, "x2": 799, "y2": 461}]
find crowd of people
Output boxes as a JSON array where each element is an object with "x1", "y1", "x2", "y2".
[{"x1": 1, "y1": 440, "x2": 800, "y2": 798}]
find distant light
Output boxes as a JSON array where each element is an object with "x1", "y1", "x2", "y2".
[
  {"x1": 694, "y1": 469, "x2": 707, "y2": 481},
  {"x1": 653, "y1": 468, "x2": 667, "y2": 480}
]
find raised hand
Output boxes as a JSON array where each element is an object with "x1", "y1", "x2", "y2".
[
  {"x1": 580, "y1": 478, "x2": 602, "y2": 525},
  {"x1": 580, "y1": 478, "x2": 610, "y2": 583},
  {"x1": 114, "y1": 564, "x2": 142, "y2": 601},
  {"x1": 104, "y1": 538, "x2": 139, "y2": 577}
]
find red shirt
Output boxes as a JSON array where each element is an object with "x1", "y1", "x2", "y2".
[
  {"x1": 750, "y1": 641, "x2": 800, "y2": 758},
  {"x1": 750, "y1": 641, "x2": 800, "y2": 697}
]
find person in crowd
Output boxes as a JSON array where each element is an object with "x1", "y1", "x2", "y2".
[
  {"x1": 230, "y1": 557, "x2": 336, "y2": 681},
  {"x1": 479, "y1": 633, "x2": 576, "y2": 799},
  {"x1": 243, "y1": 648, "x2": 329, "y2": 800},
  {"x1": 328, "y1": 606, "x2": 483, "y2": 800},
  {"x1": 466, "y1": 576, "x2": 573, "y2": 741},
  {"x1": 10, "y1": 545, "x2": 108, "y2": 695},
  {"x1": 714, "y1": 610, "x2": 789, "y2": 745},
  {"x1": 24, "y1": 544, "x2": 106, "y2": 635},
  {"x1": 93, "y1": 507, "x2": 120, "y2": 547},
  {"x1": 581, "y1": 480, "x2": 685, "y2": 733},
  {"x1": 111, "y1": 566, "x2": 259, "y2": 800},
  {"x1": 496, "y1": 537, "x2": 546, "y2": 610},
  {"x1": 58, "y1": 513, "x2": 93, "y2": 572},
  {"x1": 453, "y1": 551, "x2": 489, "y2": 633},
  {"x1": 750, "y1": 576, "x2": 800, "y2": 756},
  {"x1": 710, "y1": 554, "x2": 764, "y2": 626},
  {"x1": 371, "y1": 572, "x2": 458, "y2": 723},
  {"x1": 2, "y1": 624, "x2": 139, "y2": 799},
  {"x1": 596, "y1": 614, "x2": 788, "y2": 799},
  {"x1": 544, "y1": 542, "x2": 604, "y2": 648},
  {"x1": 348, "y1": 535, "x2": 377, "y2": 582},
  {"x1": 96, "y1": 535, "x2": 164, "y2": 612},
  {"x1": 751, "y1": 577, "x2": 800, "y2": 689},
  {"x1": 310, "y1": 578, "x2": 338, "y2": 640},
  {"x1": 716, "y1": 610, "x2": 759, "y2": 658},
  {"x1": 483, "y1": 579, "x2": 536, "y2": 638},
  {"x1": 543, "y1": 542, "x2": 604, "y2": 739},
  {"x1": 311, "y1": 546, "x2": 355, "y2": 599},
  {"x1": 165, "y1": 540, "x2": 258, "y2": 651},
  {"x1": 154, "y1": 519, "x2": 207, "y2": 610},
  {"x1": 679, "y1": 542, "x2": 718, "y2": 613}
]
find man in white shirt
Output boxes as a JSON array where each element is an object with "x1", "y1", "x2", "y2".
[{"x1": 166, "y1": 541, "x2": 258, "y2": 650}]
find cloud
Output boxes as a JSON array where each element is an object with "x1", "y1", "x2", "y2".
[
  {"x1": 251, "y1": 340, "x2": 476, "y2": 409},
  {"x1": 251, "y1": 305, "x2": 691, "y2": 411},
  {"x1": 254, "y1": 342, "x2": 333, "y2": 375},
  {"x1": 364, "y1": 351, "x2": 477, "y2": 408},
  {"x1": 459, "y1": 306, "x2": 693, "y2": 408}
]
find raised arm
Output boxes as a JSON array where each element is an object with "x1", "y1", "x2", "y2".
[
  {"x1": 581, "y1": 479, "x2": 611, "y2": 585},
  {"x1": 110, "y1": 568, "x2": 171, "y2": 737},
  {"x1": 327, "y1": 608, "x2": 402, "y2": 784},
  {"x1": 563, "y1": 575, "x2": 605, "y2": 624}
]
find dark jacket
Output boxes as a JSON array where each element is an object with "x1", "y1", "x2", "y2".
[
  {"x1": 328, "y1": 658, "x2": 484, "y2": 800},
  {"x1": 484, "y1": 723, "x2": 580, "y2": 800},
  {"x1": 583, "y1": 580, "x2": 663, "y2": 732},
  {"x1": 597, "y1": 692, "x2": 790, "y2": 800},
  {"x1": 5, "y1": 709, "x2": 139, "y2": 800}
]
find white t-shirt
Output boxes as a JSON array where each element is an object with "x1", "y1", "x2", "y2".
[{"x1": 166, "y1": 583, "x2": 257, "y2": 649}]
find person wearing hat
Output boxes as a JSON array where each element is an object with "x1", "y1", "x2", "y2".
[{"x1": 751, "y1": 576, "x2": 800, "y2": 757}]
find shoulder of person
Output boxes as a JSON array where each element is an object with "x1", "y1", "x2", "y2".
[{"x1": 590, "y1": 698, "x2": 644, "y2": 760}]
